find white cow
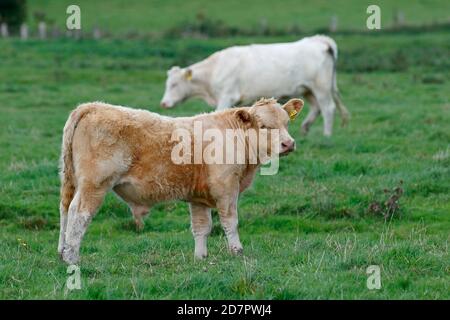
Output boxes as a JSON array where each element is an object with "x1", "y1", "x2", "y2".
[{"x1": 161, "y1": 35, "x2": 349, "y2": 136}]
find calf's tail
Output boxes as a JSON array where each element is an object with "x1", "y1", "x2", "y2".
[{"x1": 59, "y1": 104, "x2": 92, "y2": 213}]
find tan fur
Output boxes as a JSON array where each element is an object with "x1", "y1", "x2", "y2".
[{"x1": 59, "y1": 98, "x2": 301, "y2": 262}]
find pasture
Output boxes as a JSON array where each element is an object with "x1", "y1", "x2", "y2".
[{"x1": 0, "y1": 1, "x2": 449, "y2": 299}]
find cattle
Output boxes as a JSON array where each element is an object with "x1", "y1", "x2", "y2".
[
  {"x1": 58, "y1": 98, "x2": 303, "y2": 264},
  {"x1": 161, "y1": 35, "x2": 349, "y2": 137}
]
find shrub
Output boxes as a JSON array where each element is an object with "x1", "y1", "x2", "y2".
[{"x1": 0, "y1": 0, "x2": 27, "y2": 33}]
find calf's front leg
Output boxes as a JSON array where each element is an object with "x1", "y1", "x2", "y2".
[
  {"x1": 189, "y1": 203, "x2": 212, "y2": 259},
  {"x1": 217, "y1": 197, "x2": 243, "y2": 255}
]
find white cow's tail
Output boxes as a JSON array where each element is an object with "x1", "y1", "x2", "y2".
[
  {"x1": 59, "y1": 103, "x2": 93, "y2": 213},
  {"x1": 314, "y1": 35, "x2": 350, "y2": 126}
]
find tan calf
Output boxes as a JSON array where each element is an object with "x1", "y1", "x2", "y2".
[{"x1": 58, "y1": 98, "x2": 303, "y2": 264}]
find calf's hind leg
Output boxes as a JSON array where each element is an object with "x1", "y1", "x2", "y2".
[
  {"x1": 58, "y1": 202, "x2": 69, "y2": 256},
  {"x1": 62, "y1": 183, "x2": 108, "y2": 265}
]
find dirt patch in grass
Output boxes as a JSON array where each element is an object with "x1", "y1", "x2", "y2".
[
  {"x1": 19, "y1": 216, "x2": 53, "y2": 230},
  {"x1": 368, "y1": 181, "x2": 404, "y2": 219}
]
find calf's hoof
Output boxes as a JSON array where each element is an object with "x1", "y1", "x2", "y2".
[
  {"x1": 57, "y1": 245, "x2": 64, "y2": 257},
  {"x1": 230, "y1": 245, "x2": 243, "y2": 255}
]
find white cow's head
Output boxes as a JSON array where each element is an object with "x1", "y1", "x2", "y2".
[{"x1": 160, "y1": 66, "x2": 194, "y2": 108}]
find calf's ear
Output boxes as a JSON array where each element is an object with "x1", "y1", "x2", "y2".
[
  {"x1": 234, "y1": 109, "x2": 252, "y2": 127},
  {"x1": 282, "y1": 98, "x2": 304, "y2": 120}
]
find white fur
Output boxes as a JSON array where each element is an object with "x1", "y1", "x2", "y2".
[
  {"x1": 62, "y1": 193, "x2": 92, "y2": 264},
  {"x1": 58, "y1": 202, "x2": 68, "y2": 255},
  {"x1": 161, "y1": 35, "x2": 346, "y2": 136}
]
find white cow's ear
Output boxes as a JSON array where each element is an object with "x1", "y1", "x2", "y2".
[
  {"x1": 168, "y1": 66, "x2": 180, "y2": 75},
  {"x1": 282, "y1": 99, "x2": 304, "y2": 120},
  {"x1": 184, "y1": 69, "x2": 193, "y2": 81}
]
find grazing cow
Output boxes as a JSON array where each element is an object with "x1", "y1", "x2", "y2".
[
  {"x1": 161, "y1": 35, "x2": 349, "y2": 137},
  {"x1": 58, "y1": 98, "x2": 303, "y2": 264}
]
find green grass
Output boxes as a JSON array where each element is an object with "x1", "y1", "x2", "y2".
[
  {"x1": 0, "y1": 2, "x2": 449, "y2": 299},
  {"x1": 27, "y1": 0, "x2": 450, "y2": 34}
]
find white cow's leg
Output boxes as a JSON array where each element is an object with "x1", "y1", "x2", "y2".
[
  {"x1": 58, "y1": 202, "x2": 68, "y2": 256},
  {"x1": 189, "y1": 203, "x2": 212, "y2": 259},
  {"x1": 301, "y1": 92, "x2": 321, "y2": 135},
  {"x1": 217, "y1": 198, "x2": 243, "y2": 254},
  {"x1": 216, "y1": 102, "x2": 233, "y2": 110},
  {"x1": 216, "y1": 94, "x2": 238, "y2": 110},
  {"x1": 62, "y1": 184, "x2": 106, "y2": 265},
  {"x1": 315, "y1": 91, "x2": 336, "y2": 137}
]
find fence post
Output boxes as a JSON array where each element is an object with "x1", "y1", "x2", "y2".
[
  {"x1": 20, "y1": 23, "x2": 29, "y2": 40},
  {"x1": 393, "y1": 10, "x2": 405, "y2": 27},
  {"x1": 259, "y1": 18, "x2": 268, "y2": 35},
  {"x1": 93, "y1": 27, "x2": 101, "y2": 40},
  {"x1": 329, "y1": 15, "x2": 338, "y2": 32},
  {"x1": 38, "y1": 21, "x2": 47, "y2": 39},
  {"x1": 1, "y1": 23, "x2": 9, "y2": 38},
  {"x1": 51, "y1": 26, "x2": 61, "y2": 38}
]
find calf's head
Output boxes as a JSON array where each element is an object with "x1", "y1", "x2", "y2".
[
  {"x1": 235, "y1": 98, "x2": 304, "y2": 160},
  {"x1": 161, "y1": 66, "x2": 194, "y2": 108}
]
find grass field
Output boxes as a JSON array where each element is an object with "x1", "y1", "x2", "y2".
[
  {"x1": 0, "y1": 1, "x2": 449, "y2": 299},
  {"x1": 27, "y1": 0, "x2": 450, "y2": 34}
]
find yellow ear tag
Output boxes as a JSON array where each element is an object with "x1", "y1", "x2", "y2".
[
  {"x1": 289, "y1": 109, "x2": 298, "y2": 121},
  {"x1": 185, "y1": 73, "x2": 192, "y2": 81}
]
